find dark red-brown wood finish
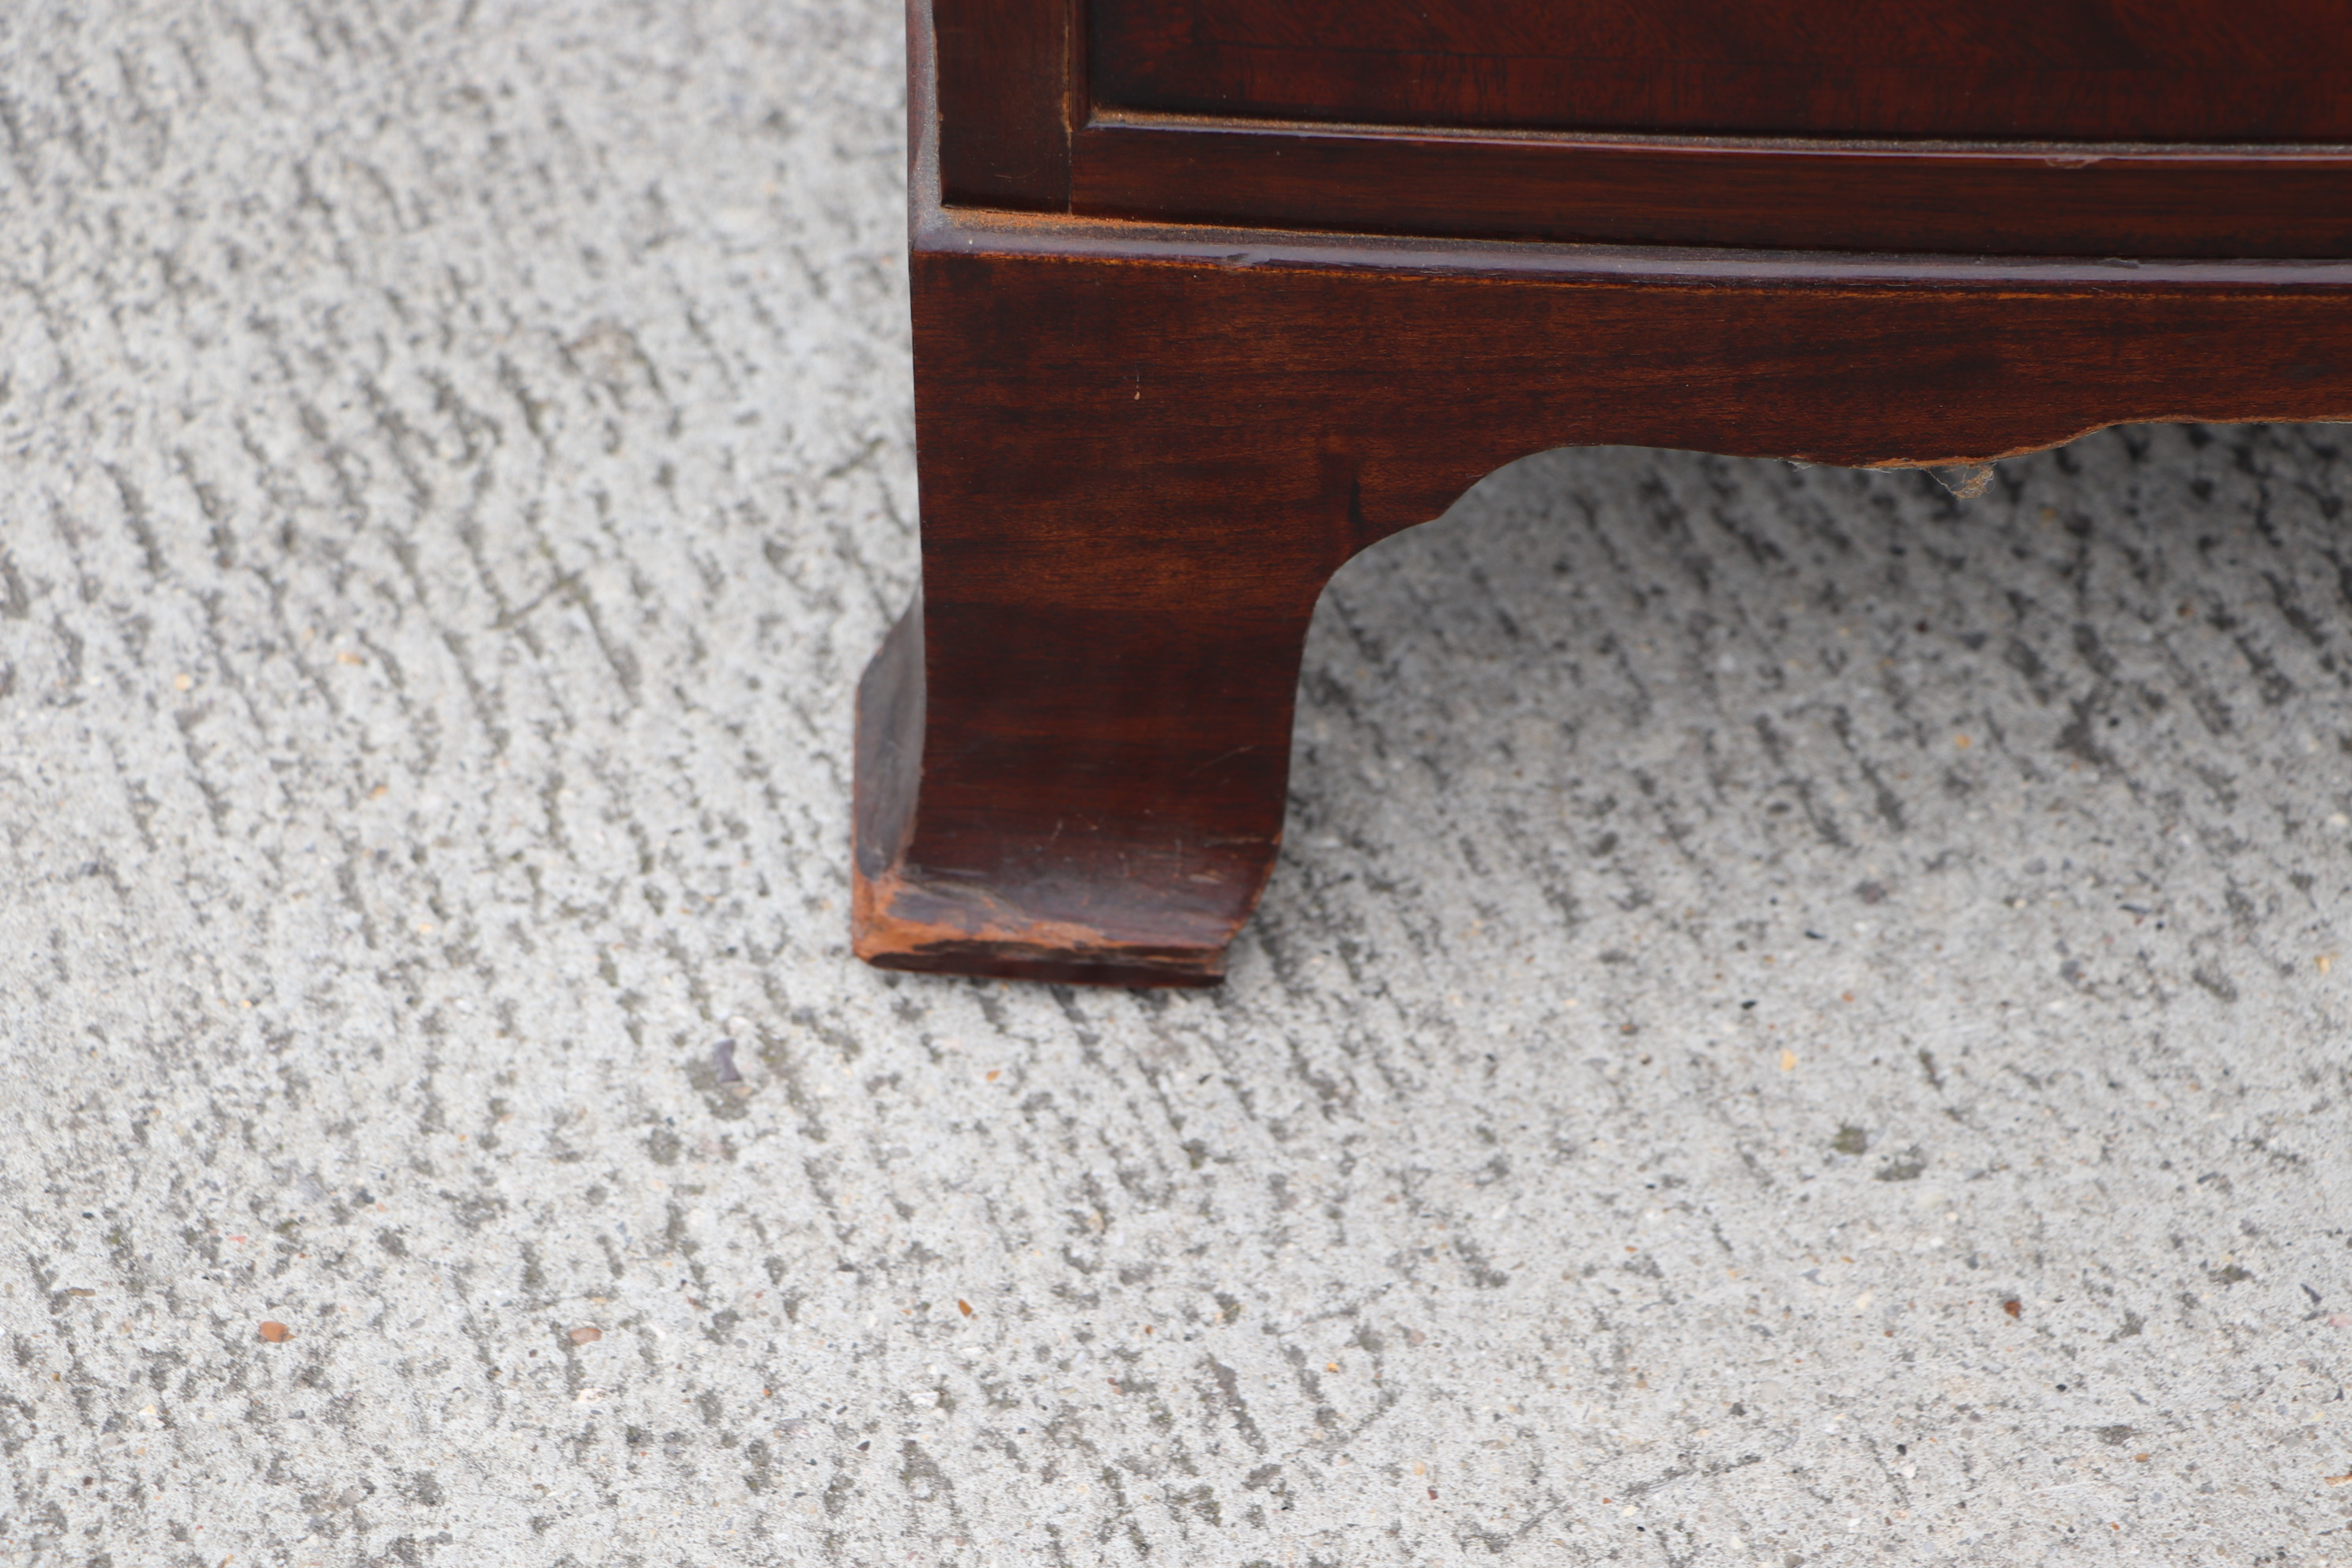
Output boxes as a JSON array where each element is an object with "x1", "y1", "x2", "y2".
[
  {"x1": 1091, "y1": 0, "x2": 2352, "y2": 141},
  {"x1": 933, "y1": 0, "x2": 2352, "y2": 258},
  {"x1": 933, "y1": 0, "x2": 1076, "y2": 209},
  {"x1": 1071, "y1": 126, "x2": 2352, "y2": 260},
  {"x1": 857, "y1": 0, "x2": 2352, "y2": 986}
]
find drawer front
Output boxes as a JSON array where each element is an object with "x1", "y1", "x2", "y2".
[
  {"x1": 1093, "y1": 0, "x2": 2352, "y2": 142},
  {"x1": 929, "y1": 0, "x2": 2352, "y2": 258}
]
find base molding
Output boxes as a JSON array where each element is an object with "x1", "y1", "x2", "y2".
[{"x1": 852, "y1": 217, "x2": 2352, "y2": 986}]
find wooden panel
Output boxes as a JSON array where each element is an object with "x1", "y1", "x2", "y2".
[
  {"x1": 1073, "y1": 122, "x2": 2352, "y2": 259},
  {"x1": 1091, "y1": 0, "x2": 2352, "y2": 142},
  {"x1": 859, "y1": 211, "x2": 2352, "y2": 983},
  {"x1": 933, "y1": 0, "x2": 1073, "y2": 209}
]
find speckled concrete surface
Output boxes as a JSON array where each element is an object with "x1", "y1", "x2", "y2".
[{"x1": 4, "y1": 4, "x2": 2351, "y2": 1565}]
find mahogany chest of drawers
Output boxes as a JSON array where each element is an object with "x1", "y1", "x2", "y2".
[{"x1": 854, "y1": 0, "x2": 2352, "y2": 986}]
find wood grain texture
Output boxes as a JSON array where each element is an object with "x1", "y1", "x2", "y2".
[
  {"x1": 933, "y1": 0, "x2": 1073, "y2": 208},
  {"x1": 1073, "y1": 121, "x2": 2352, "y2": 261},
  {"x1": 857, "y1": 222, "x2": 2352, "y2": 984},
  {"x1": 1091, "y1": 0, "x2": 2352, "y2": 141}
]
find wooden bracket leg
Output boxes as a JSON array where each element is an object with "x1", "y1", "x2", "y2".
[
  {"x1": 851, "y1": 575, "x2": 1311, "y2": 986},
  {"x1": 850, "y1": 253, "x2": 1373, "y2": 986}
]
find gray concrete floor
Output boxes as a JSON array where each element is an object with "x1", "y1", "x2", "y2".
[{"x1": 5, "y1": 3, "x2": 2351, "y2": 1564}]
